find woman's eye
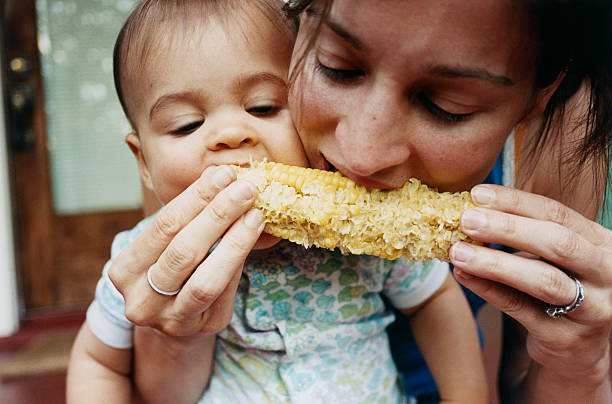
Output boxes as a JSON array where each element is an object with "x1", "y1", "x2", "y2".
[
  {"x1": 316, "y1": 60, "x2": 364, "y2": 82},
  {"x1": 417, "y1": 93, "x2": 472, "y2": 124},
  {"x1": 247, "y1": 105, "x2": 280, "y2": 117},
  {"x1": 170, "y1": 120, "x2": 203, "y2": 135}
]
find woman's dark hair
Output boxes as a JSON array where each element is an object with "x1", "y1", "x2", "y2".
[
  {"x1": 523, "y1": 0, "x2": 612, "y2": 199},
  {"x1": 285, "y1": 0, "x2": 612, "y2": 211}
]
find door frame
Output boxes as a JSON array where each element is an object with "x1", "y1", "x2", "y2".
[{"x1": 0, "y1": 31, "x2": 20, "y2": 337}]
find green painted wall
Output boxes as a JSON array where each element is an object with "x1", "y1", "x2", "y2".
[{"x1": 597, "y1": 163, "x2": 612, "y2": 229}]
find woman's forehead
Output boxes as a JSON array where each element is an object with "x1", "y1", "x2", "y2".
[
  {"x1": 327, "y1": 0, "x2": 530, "y2": 27},
  {"x1": 322, "y1": 0, "x2": 538, "y2": 81}
]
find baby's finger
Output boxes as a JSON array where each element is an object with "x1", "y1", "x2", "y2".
[
  {"x1": 459, "y1": 207, "x2": 608, "y2": 282},
  {"x1": 150, "y1": 180, "x2": 258, "y2": 294},
  {"x1": 470, "y1": 185, "x2": 611, "y2": 251},
  {"x1": 112, "y1": 166, "x2": 236, "y2": 281},
  {"x1": 451, "y1": 242, "x2": 578, "y2": 307},
  {"x1": 175, "y1": 209, "x2": 264, "y2": 319}
]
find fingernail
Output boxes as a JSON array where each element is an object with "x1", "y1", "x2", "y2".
[
  {"x1": 213, "y1": 166, "x2": 234, "y2": 188},
  {"x1": 451, "y1": 242, "x2": 474, "y2": 263},
  {"x1": 231, "y1": 181, "x2": 254, "y2": 201},
  {"x1": 201, "y1": 166, "x2": 214, "y2": 177},
  {"x1": 471, "y1": 186, "x2": 495, "y2": 206},
  {"x1": 244, "y1": 208, "x2": 263, "y2": 229},
  {"x1": 462, "y1": 209, "x2": 487, "y2": 231}
]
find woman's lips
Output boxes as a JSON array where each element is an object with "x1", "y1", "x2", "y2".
[{"x1": 322, "y1": 155, "x2": 395, "y2": 189}]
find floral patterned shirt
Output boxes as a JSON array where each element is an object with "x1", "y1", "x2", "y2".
[{"x1": 87, "y1": 216, "x2": 449, "y2": 404}]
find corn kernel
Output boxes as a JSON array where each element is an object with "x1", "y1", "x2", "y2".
[{"x1": 233, "y1": 161, "x2": 476, "y2": 261}]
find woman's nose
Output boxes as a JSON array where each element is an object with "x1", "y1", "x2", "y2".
[
  {"x1": 335, "y1": 88, "x2": 410, "y2": 175},
  {"x1": 206, "y1": 111, "x2": 259, "y2": 151}
]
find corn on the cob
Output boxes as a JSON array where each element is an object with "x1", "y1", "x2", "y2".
[{"x1": 233, "y1": 161, "x2": 476, "y2": 261}]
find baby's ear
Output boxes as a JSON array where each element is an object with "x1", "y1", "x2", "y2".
[{"x1": 125, "y1": 132, "x2": 154, "y2": 192}]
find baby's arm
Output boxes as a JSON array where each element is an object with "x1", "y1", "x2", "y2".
[
  {"x1": 67, "y1": 321, "x2": 216, "y2": 404},
  {"x1": 67, "y1": 323, "x2": 132, "y2": 404},
  {"x1": 400, "y1": 274, "x2": 489, "y2": 404},
  {"x1": 131, "y1": 326, "x2": 215, "y2": 403}
]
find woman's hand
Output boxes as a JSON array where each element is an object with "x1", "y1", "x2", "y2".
[
  {"x1": 108, "y1": 165, "x2": 265, "y2": 339},
  {"x1": 450, "y1": 184, "x2": 611, "y2": 402}
]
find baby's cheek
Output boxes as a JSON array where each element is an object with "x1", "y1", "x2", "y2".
[{"x1": 154, "y1": 166, "x2": 202, "y2": 204}]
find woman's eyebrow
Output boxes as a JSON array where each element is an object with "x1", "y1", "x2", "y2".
[
  {"x1": 309, "y1": 7, "x2": 365, "y2": 51},
  {"x1": 317, "y1": 13, "x2": 514, "y2": 88},
  {"x1": 429, "y1": 65, "x2": 516, "y2": 86},
  {"x1": 325, "y1": 19, "x2": 365, "y2": 51},
  {"x1": 309, "y1": 7, "x2": 516, "y2": 87}
]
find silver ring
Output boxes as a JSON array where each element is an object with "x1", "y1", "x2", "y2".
[
  {"x1": 147, "y1": 266, "x2": 181, "y2": 296},
  {"x1": 546, "y1": 277, "x2": 584, "y2": 319}
]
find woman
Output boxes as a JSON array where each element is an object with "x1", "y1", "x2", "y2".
[
  {"x1": 99, "y1": 0, "x2": 611, "y2": 402},
  {"x1": 284, "y1": 0, "x2": 612, "y2": 402}
]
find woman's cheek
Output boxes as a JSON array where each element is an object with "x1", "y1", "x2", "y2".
[
  {"x1": 422, "y1": 131, "x2": 504, "y2": 191},
  {"x1": 291, "y1": 73, "x2": 337, "y2": 134}
]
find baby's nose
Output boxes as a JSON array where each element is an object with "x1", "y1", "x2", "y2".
[
  {"x1": 207, "y1": 117, "x2": 258, "y2": 150},
  {"x1": 209, "y1": 130, "x2": 255, "y2": 150}
]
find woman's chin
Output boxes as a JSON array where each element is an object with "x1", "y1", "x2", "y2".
[{"x1": 253, "y1": 233, "x2": 282, "y2": 250}]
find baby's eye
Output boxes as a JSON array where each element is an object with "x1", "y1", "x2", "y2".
[
  {"x1": 170, "y1": 120, "x2": 203, "y2": 135},
  {"x1": 316, "y1": 60, "x2": 364, "y2": 82},
  {"x1": 247, "y1": 105, "x2": 280, "y2": 117}
]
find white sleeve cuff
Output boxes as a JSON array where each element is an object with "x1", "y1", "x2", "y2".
[
  {"x1": 388, "y1": 260, "x2": 450, "y2": 309},
  {"x1": 86, "y1": 301, "x2": 134, "y2": 349}
]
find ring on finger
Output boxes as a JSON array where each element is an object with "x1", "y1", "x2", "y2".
[
  {"x1": 147, "y1": 265, "x2": 181, "y2": 296},
  {"x1": 545, "y1": 276, "x2": 584, "y2": 319}
]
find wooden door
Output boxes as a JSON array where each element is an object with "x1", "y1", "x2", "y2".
[{"x1": 3, "y1": 0, "x2": 143, "y2": 311}]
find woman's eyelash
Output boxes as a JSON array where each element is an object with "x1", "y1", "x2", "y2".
[
  {"x1": 315, "y1": 59, "x2": 470, "y2": 124},
  {"x1": 170, "y1": 121, "x2": 203, "y2": 135},
  {"x1": 315, "y1": 61, "x2": 364, "y2": 82},
  {"x1": 417, "y1": 93, "x2": 472, "y2": 124}
]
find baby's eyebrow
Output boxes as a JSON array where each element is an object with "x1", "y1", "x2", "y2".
[
  {"x1": 149, "y1": 91, "x2": 201, "y2": 120},
  {"x1": 148, "y1": 73, "x2": 287, "y2": 120},
  {"x1": 236, "y1": 72, "x2": 287, "y2": 91}
]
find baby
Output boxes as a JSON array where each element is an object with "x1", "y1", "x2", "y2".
[{"x1": 67, "y1": 1, "x2": 487, "y2": 403}]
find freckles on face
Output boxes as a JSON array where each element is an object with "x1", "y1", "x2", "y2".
[
  {"x1": 289, "y1": 0, "x2": 539, "y2": 190},
  {"x1": 420, "y1": 134, "x2": 503, "y2": 191},
  {"x1": 289, "y1": 73, "x2": 331, "y2": 158}
]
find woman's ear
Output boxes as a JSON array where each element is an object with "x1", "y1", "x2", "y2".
[
  {"x1": 125, "y1": 132, "x2": 155, "y2": 192},
  {"x1": 520, "y1": 70, "x2": 567, "y2": 124}
]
